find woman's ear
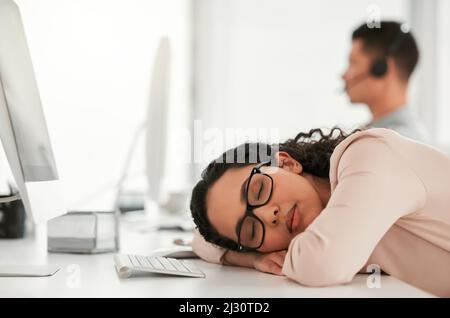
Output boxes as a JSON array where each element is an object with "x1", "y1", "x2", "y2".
[{"x1": 275, "y1": 151, "x2": 303, "y2": 174}]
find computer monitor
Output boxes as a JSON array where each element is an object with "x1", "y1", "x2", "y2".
[
  {"x1": 114, "y1": 37, "x2": 170, "y2": 215},
  {"x1": 0, "y1": 0, "x2": 65, "y2": 224},
  {"x1": 146, "y1": 37, "x2": 170, "y2": 206}
]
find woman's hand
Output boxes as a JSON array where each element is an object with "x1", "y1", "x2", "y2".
[
  {"x1": 222, "y1": 249, "x2": 288, "y2": 276},
  {"x1": 253, "y1": 250, "x2": 287, "y2": 276}
]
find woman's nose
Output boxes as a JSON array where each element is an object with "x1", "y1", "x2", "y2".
[{"x1": 254, "y1": 206, "x2": 280, "y2": 226}]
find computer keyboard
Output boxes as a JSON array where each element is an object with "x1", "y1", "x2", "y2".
[{"x1": 114, "y1": 254, "x2": 206, "y2": 278}]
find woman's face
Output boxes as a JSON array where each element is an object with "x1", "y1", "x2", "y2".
[{"x1": 206, "y1": 152, "x2": 326, "y2": 253}]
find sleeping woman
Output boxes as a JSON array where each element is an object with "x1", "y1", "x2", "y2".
[{"x1": 189, "y1": 128, "x2": 450, "y2": 297}]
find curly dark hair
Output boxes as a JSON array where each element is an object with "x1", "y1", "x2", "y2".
[{"x1": 190, "y1": 127, "x2": 359, "y2": 251}]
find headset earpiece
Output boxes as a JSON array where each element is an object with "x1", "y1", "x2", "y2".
[
  {"x1": 369, "y1": 26, "x2": 409, "y2": 78},
  {"x1": 370, "y1": 58, "x2": 388, "y2": 77}
]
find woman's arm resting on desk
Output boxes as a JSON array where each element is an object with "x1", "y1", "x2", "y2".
[
  {"x1": 191, "y1": 228, "x2": 228, "y2": 264},
  {"x1": 224, "y1": 250, "x2": 287, "y2": 276},
  {"x1": 192, "y1": 229, "x2": 286, "y2": 275}
]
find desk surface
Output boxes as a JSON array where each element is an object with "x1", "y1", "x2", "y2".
[{"x1": 0, "y1": 214, "x2": 433, "y2": 298}]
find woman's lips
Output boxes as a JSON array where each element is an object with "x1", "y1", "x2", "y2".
[{"x1": 285, "y1": 204, "x2": 300, "y2": 234}]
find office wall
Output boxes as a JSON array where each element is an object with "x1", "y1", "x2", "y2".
[
  {"x1": 409, "y1": 0, "x2": 450, "y2": 148},
  {"x1": 193, "y1": 0, "x2": 409, "y2": 178},
  {"x1": 3, "y1": 0, "x2": 193, "y2": 209}
]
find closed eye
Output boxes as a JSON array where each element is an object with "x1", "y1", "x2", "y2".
[{"x1": 257, "y1": 184, "x2": 263, "y2": 200}]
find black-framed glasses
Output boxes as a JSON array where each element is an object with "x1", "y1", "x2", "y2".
[{"x1": 236, "y1": 160, "x2": 273, "y2": 252}]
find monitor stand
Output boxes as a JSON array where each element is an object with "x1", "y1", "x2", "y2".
[{"x1": 0, "y1": 222, "x2": 60, "y2": 277}]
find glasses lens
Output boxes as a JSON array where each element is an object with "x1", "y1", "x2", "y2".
[
  {"x1": 239, "y1": 216, "x2": 264, "y2": 249},
  {"x1": 247, "y1": 174, "x2": 272, "y2": 206}
]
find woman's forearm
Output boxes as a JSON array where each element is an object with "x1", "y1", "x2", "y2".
[{"x1": 223, "y1": 250, "x2": 257, "y2": 268}]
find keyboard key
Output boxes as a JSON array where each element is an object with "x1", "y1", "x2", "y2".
[
  {"x1": 146, "y1": 256, "x2": 165, "y2": 270},
  {"x1": 137, "y1": 255, "x2": 150, "y2": 267},
  {"x1": 167, "y1": 258, "x2": 190, "y2": 273},
  {"x1": 128, "y1": 254, "x2": 141, "y2": 267},
  {"x1": 157, "y1": 256, "x2": 177, "y2": 271}
]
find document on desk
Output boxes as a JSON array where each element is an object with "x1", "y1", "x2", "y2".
[{"x1": 0, "y1": 265, "x2": 60, "y2": 277}]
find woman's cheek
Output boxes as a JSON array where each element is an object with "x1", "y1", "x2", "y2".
[{"x1": 261, "y1": 230, "x2": 291, "y2": 252}]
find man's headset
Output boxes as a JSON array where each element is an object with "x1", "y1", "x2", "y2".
[{"x1": 345, "y1": 28, "x2": 409, "y2": 91}]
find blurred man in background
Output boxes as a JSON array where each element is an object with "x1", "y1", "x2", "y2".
[{"x1": 343, "y1": 21, "x2": 430, "y2": 143}]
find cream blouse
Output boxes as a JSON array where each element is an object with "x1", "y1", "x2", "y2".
[{"x1": 192, "y1": 128, "x2": 450, "y2": 297}]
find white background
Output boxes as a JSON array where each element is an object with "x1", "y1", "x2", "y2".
[
  {"x1": 1, "y1": 0, "x2": 449, "y2": 210},
  {"x1": 1, "y1": 0, "x2": 192, "y2": 210},
  {"x1": 192, "y1": 0, "x2": 409, "y2": 177}
]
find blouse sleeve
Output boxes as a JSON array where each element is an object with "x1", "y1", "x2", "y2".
[
  {"x1": 281, "y1": 136, "x2": 426, "y2": 286},
  {"x1": 191, "y1": 228, "x2": 228, "y2": 264}
]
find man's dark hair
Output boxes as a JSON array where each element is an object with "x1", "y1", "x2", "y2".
[{"x1": 352, "y1": 21, "x2": 419, "y2": 81}]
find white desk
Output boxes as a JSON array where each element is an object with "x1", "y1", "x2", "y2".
[{"x1": 0, "y1": 215, "x2": 433, "y2": 298}]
